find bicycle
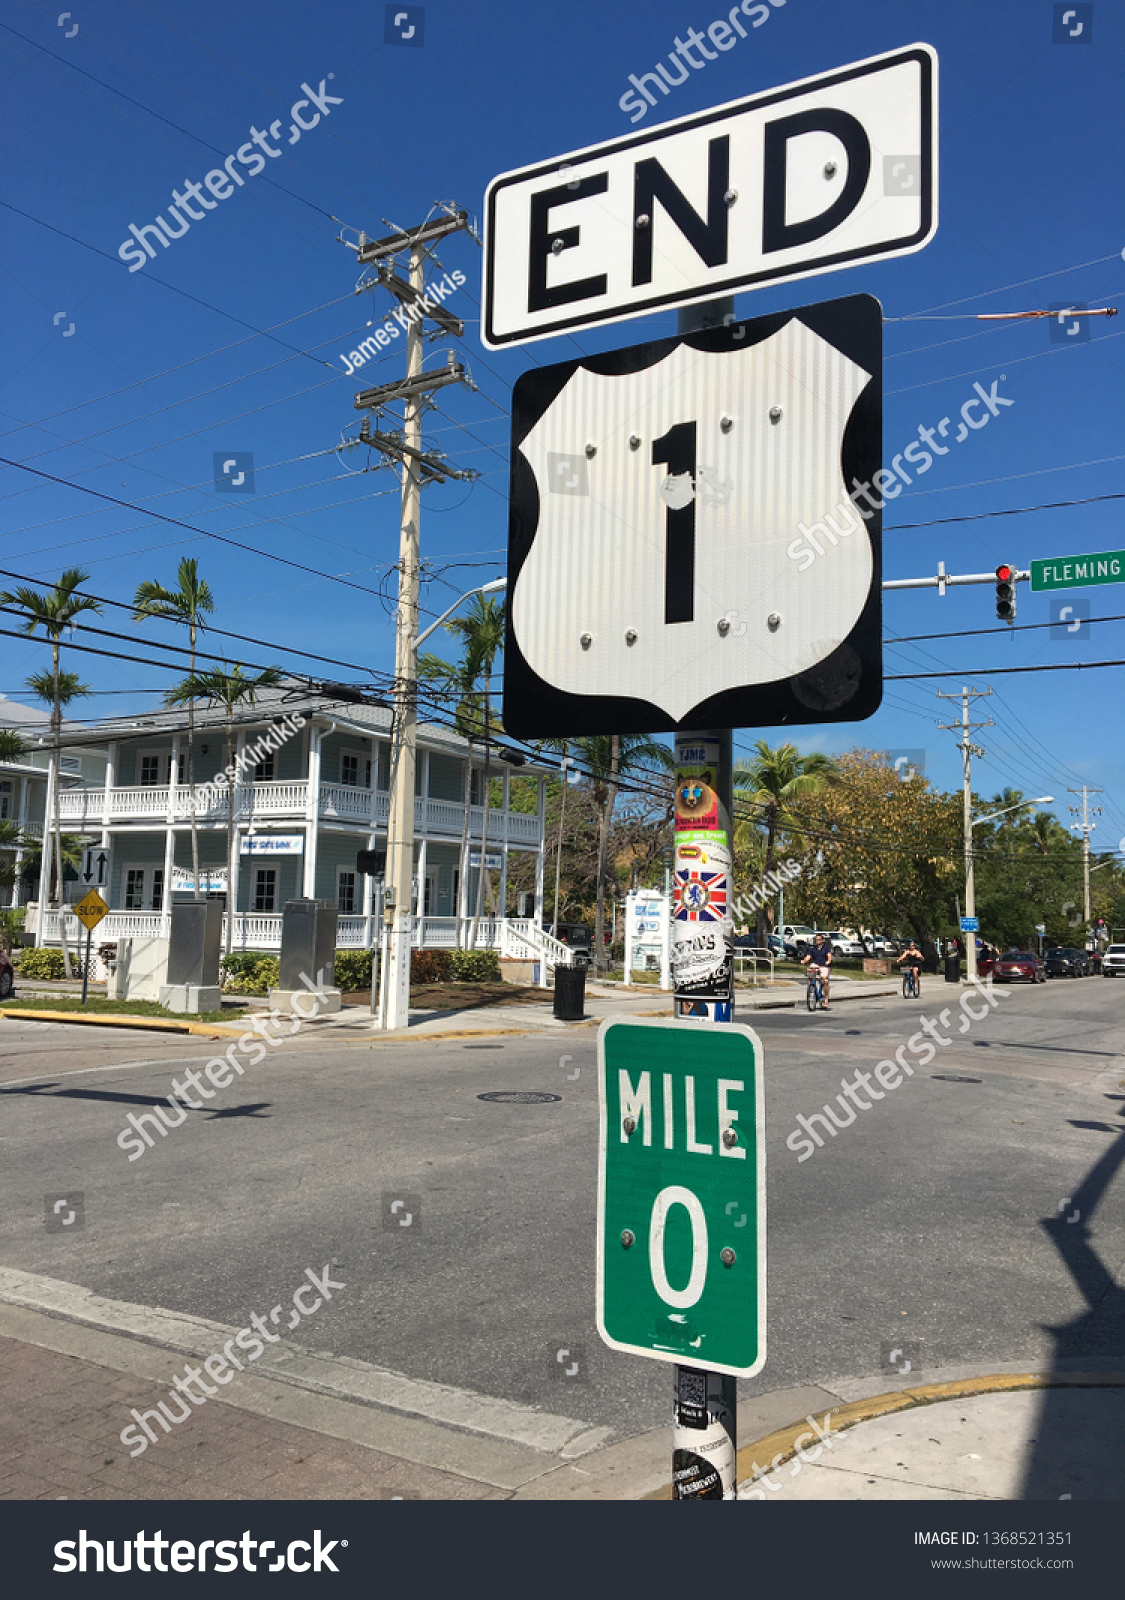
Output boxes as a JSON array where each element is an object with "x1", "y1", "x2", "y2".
[
  {"x1": 806, "y1": 969, "x2": 827, "y2": 1011},
  {"x1": 901, "y1": 966, "x2": 921, "y2": 999}
]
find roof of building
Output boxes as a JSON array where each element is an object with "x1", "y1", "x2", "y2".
[
  {"x1": 0, "y1": 696, "x2": 51, "y2": 729},
  {"x1": 43, "y1": 684, "x2": 549, "y2": 773}
]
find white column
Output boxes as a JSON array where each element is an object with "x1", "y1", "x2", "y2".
[
  {"x1": 161, "y1": 735, "x2": 179, "y2": 921},
  {"x1": 362, "y1": 829, "x2": 376, "y2": 944},
  {"x1": 13, "y1": 775, "x2": 26, "y2": 903},
  {"x1": 416, "y1": 835, "x2": 427, "y2": 943},
  {"x1": 533, "y1": 776, "x2": 546, "y2": 924},
  {"x1": 35, "y1": 753, "x2": 56, "y2": 946},
  {"x1": 304, "y1": 723, "x2": 321, "y2": 897},
  {"x1": 102, "y1": 742, "x2": 117, "y2": 828}
]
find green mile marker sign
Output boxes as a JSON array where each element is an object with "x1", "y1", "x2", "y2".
[
  {"x1": 596, "y1": 1018, "x2": 765, "y2": 1377},
  {"x1": 1030, "y1": 551, "x2": 1124, "y2": 592}
]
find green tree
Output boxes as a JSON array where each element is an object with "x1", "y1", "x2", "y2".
[
  {"x1": 418, "y1": 593, "x2": 505, "y2": 948},
  {"x1": 733, "y1": 741, "x2": 837, "y2": 942},
  {"x1": 0, "y1": 569, "x2": 103, "y2": 975},
  {"x1": 165, "y1": 665, "x2": 283, "y2": 953},
  {"x1": 547, "y1": 735, "x2": 673, "y2": 973},
  {"x1": 0, "y1": 727, "x2": 26, "y2": 763},
  {"x1": 134, "y1": 559, "x2": 215, "y2": 900}
]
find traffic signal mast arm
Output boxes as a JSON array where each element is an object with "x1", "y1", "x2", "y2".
[{"x1": 882, "y1": 563, "x2": 1028, "y2": 593}]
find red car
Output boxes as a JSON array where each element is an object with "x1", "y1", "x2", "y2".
[{"x1": 994, "y1": 949, "x2": 1045, "y2": 984}]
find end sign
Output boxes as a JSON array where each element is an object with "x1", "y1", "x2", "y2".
[
  {"x1": 483, "y1": 42, "x2": 936, "y2": 347},
  {"x1": 597, "y1": 1018, "x2": 765, "y2": 1376}
]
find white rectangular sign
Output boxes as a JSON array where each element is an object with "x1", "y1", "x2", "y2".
[
  {"x1": 79, "y1": 845, "x2": 111, "y2": 889},
  {"x1": 483, "y1": 43, "x2": 935, "y2": 348},
  {"x1": 239, "y1": 834, "x2": 304, "y2": 856},
  {"x1": 172, "y1": 866, "x2": 228, "y2": 892},
  {"x1": 468, "y1": 851, "x2": 503, "y2": 870}
]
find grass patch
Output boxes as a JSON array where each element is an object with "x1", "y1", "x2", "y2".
[{"x1": 0, "y1": 995, "x2": 233, "y2": 1023}]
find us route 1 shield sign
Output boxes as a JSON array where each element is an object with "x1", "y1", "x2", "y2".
[
  {"x1": 503, "y1": 292, "x2": 881, "y2": 738},
  {"x1": 482, "y1": 42, "x2": 935, "y2": 348},
  {"x1": 597, "y1": 1018, "x2": 765, "y2": 1376}
]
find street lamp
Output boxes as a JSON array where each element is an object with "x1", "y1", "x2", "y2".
[
  {"x1": 416, "y1": 577, "x2": 506, "y2": 648},
  {"x1": 962, "y1": 797, "x2": 1053, "y2": 978}
]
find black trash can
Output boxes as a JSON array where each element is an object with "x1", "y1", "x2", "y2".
[
  {"x1": 553, "y1": 963, "x2": 586, "y2": 1021},
  {"x1": 944, "y1": 953, "x2": 962, "y2": 983}
]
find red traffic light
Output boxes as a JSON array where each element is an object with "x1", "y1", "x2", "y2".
[{"x1": 995, "y1": 564, "x2": 1014, "y2": 582}]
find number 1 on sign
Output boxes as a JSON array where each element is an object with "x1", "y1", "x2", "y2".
[{"x1": 651, "y1": 422, "x2": 696, "y2": 625}]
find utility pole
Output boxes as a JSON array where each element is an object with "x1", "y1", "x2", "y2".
[
  {"x1": 339, "y1": 209, "x2": 475, "y2": 1030},
  {"x1": 551, "y1": 756, "x2": 569, "y2": 941},
  {"x1": 1067, "y1": 785, "x2": 1103, "y2": 935},
  {"x1": 938, "y1": 687, "x2": 992, "y2": 982}
]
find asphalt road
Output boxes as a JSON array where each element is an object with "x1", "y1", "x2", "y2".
[{"x1": 1, "y1": 976, "x2": 1122, "y2": 1441}]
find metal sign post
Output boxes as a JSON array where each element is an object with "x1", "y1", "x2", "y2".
[{"x1": 72, "y1": 890, "x2": 109, "y2": 1006}]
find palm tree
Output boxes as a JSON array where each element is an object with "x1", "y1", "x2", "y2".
[
  {"x1": 0, "y1": 728, "x2": 26, "y2": 763},
  {"x1": 550, "y1": 734, "x2": 673, "y2": 974},
  {"x1": 0, "y1": 569, "x2": 102, "y2": 975},
  {"x1": 134, "y1": 560, "x2": 215, "y2": 899},
  {"x1": 733, "y1": 741, "x2": 837, "y2": 944},
  {"x1": 419, "y1": 593, "x2": 505, "y2": 949},
  {"x1": 164, "y1": 664, "x2": 283, "y2": 953}
]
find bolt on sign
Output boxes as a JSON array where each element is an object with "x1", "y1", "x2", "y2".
[
  {"x1": 502, "y1": 294, "x2": 882, "y2": 738},
  {"x1": 482, "y1": 43, "x2": 936, "y2": 348},
  {"x1": 597, "y1": 1018, "x2": 765, "y2": 1376}
]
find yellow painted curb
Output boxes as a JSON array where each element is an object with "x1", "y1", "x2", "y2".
[
  {"x1": 0, "y1": 1008, "x2": 239, "y2": 1038},
  {"x1": 648, "y1": 1372, "x2": 1125, "y2": 1499}
]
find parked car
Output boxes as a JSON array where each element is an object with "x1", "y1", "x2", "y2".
[
  {"x1": 1101, "y1": 944, "x2": 1125, "y2": 977},
  {"x1": 826, "y1": 930, "x2": 865, "y2": 958},
  {"x1": 1044, "y1": 946, "x2": 1090, "y2": 978},
  {"x1": 766, "y1": 932, "x2": 786, "y2": 957},
  {"x1": 546, "y1": 922, "x2": 592, "y2": 965},
  {"x1": 862, "y1": 932, "x2": 896, "y2": 956},
  {"x1": 0, "y1": 949, "x2": 12, "y2": 999},
  {"x1": 994, "y1": 949, "x2": 1046, "y2": 984},
  {"x1": 780, "y1": 924, "x2": 816, "y2": 958}
]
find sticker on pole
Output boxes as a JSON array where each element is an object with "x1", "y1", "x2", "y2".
[{"x1": 596, "y1": 1017, "x2": 765, "y2": 1375}]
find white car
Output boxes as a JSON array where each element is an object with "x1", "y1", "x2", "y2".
[
  {"x1": 1102, "y1": 944, "x2": 1125, "y2": 977},
  {"x1": 828, "y1": 931, "x2": 865, "y2": 958}
]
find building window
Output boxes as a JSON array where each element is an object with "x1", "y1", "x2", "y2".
[
  {"x1": 254, "y1": 753, "x2": 275, "y2": 781},
  {"x1": 139, "y1": 754, "x2": 163, "y2": 787},
  {"x1": 341, "y1": 753, "x2": 359, "y2": 787},
  {"x1": 0, "y1": 781, "x2": 10, "y2": 820},
  {"x1": 124, "y1": 869, "x2": 146, "y2": 909},
  {"x1": 253, "y1": 868, "x2": 277, "y2": 913},
  {"x1": 150, "y1": 869, "x2": 164, "y2": 911},
  {"x1": 337, "y1": 870, "x2": 357, "y2": 915}
]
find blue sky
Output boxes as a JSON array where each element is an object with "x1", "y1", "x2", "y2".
[{"x1": 1, "y1": 0, "x2": 1122, "y2": 845}]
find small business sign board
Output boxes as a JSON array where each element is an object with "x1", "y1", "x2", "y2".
[
  {"x1": 239, "y1": 834, "x2": 304, "y2": 856},
  {"x1": 1030, "y1": 550, "x2": 1124, "y2": 592},
  {"x1": 468, "y1": 851, "x2": 503, "y2": 870},
  {"x1": 960, "y1": 916, "x2": 979, "y2": 933},
  {"x1": 483, "y1": 43, "x2": 936, "y2": 348},
  {"x1": 503, "y1": 294, "x2": 882, "y2": 738},
  {"x1": 597, "y1": 1017, "x2": 765, "y2": 1376}
]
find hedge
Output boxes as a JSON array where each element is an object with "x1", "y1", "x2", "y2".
[
  {"x1": 221, "y1": 957, "x2": 279, "y2": 995},
  {"x1": 449, "y1": 948, "x2": 500, "y2": 983},
  {"x1": 410, "y1": 949, "x2": 451, "y2": 985},
  {"x1": 335, "y1": 949, "x2": 374, "y2": 991},
  {"x1": 16, "y1": 948, "x2": 68, "y2": 981}
]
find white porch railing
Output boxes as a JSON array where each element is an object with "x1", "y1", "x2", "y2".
[
  {"x1": 56, "y1": 783, "x2": 541, "y2": 842},
  {"x1": 36, "y1": 911, "x2": 545, "y2": 954}
]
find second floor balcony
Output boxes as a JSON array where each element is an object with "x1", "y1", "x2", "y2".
[{"x1": 55, "y1": 780, "x2": 542, "y2": 843}]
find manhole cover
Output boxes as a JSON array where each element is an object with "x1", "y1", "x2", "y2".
[
  {"x1": 931, "y1": 1075, "x2": 982, "y2": 1083},
  {"x1": 477, "y1": 1091, "x2": 562, "y2": 1104},
  {"x1": 463, "y1": 1044, "x2": 503, "y2": 1050}
]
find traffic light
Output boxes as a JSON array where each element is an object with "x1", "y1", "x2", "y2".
[{"x1": 995, "y1": 564, "x2": 1017, "y2": 622}]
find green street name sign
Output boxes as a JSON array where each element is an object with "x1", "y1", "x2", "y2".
[
  {"x1": 596, "y1": 1018, "x2": 765, "y2": 1376},
  {"x1": 1030, "y1": 551, "x2": 1124, "y2": 592}
]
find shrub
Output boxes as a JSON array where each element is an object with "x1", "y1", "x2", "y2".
[
  {"x1": 219, "y1": 951, "x2": 274, "y2": 979},
  {"x1": 410, "y1": 949, "x2": 451, "y2": 985},
  {"x1": 17, "y1": 948, "x2": 68, "y2": 981},
  {"x1": 335, "y1": 949, "x2": 374, "y2": 991},
  {"x1": 221, "y1": 957, "x2": 279, "y2": 995},
  {"x1": 449, "y1": 948, "x2": 500, "y2": 983}
]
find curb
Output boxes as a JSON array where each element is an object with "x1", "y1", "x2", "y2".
[
  {"x1": 646, "y1": 1372, "x2": 1125, "y2": 1499},
  {"x1": 0, "y1": 1007, "x2": 240, "y2": 1038}
]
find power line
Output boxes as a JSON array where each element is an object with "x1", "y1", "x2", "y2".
[
  {"x1": 888, "y1": 660, "x2": 1125, "y2": 680},
  {"x1": 887, "y1": 614, "x2": 1125, "y2": 646},
  {"x1": 885, "y1": 492, "x2": 1124, "y2": 532}
]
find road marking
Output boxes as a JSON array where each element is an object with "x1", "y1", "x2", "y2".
[{"x1": 0, "y1": 1266, "x2": 610, "y2": 1457}]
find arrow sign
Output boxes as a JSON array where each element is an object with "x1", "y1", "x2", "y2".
[{"x1": 80, "y1": 846, "x2": 111, "y2": 888}]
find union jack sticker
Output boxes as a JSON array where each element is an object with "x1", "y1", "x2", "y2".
[{"x1": 673, "y1": 869, "x2": 728, "y2": 923}]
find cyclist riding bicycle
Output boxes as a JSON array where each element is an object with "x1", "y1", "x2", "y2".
[
  {"x1": 898, "y1": 940, "x2": 924, "y2": 994},
  {"x1": 801, "y1": 932, "x2": 833, "y2": 1010}
]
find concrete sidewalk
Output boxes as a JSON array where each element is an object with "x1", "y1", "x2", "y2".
[{"x1": 3, "y1": 1267, "x2": 1120, "y2": 1501}]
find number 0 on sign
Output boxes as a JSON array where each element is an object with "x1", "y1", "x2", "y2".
[{"x1": 597, "y1": 1018, "x2": 765, "y2": 1375}]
